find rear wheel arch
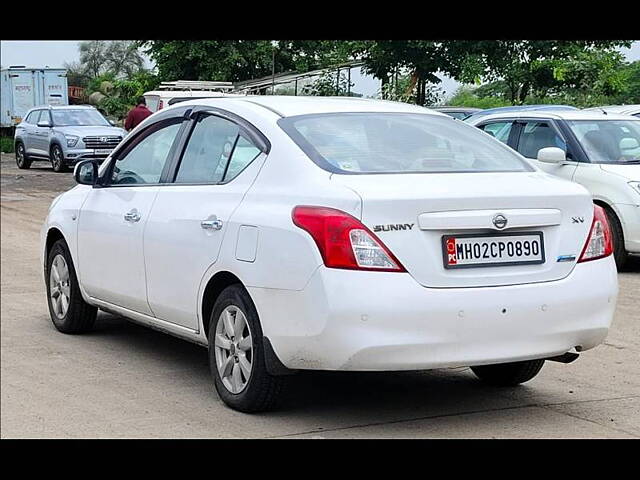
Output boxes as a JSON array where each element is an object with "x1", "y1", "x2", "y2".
[{"x1": 201, "y1": 271, "x2": 245, "y2": 340}]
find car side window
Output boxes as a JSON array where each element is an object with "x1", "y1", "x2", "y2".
[
  {"x1": 29, "y1": 111, "x2": 42, "y2": 124},
  {"x1": 110, "y1": 121, "x2": 182, "y2": 185},
  {"x1": 225, "y1": 135, "x2": 262, "y2": 181},
  {"x1": 516, "y1": 120, "x2": 567, "y2": 159},
  {"x1": 174, "y1": 114, "x2": 262, "y2": 184},
  {"x1": 478, "y1": 121, "x2": 513, "y2": 145}
]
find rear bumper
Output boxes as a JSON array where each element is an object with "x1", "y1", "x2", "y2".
[{"x1": 248, "y1": 256, "x2": 618, "y2": 371}]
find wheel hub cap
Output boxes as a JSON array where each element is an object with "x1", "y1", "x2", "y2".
[
  {"x1": 49, "y1": 254, "x2": 70, "y2": 319},
  {"x1": 214, "y1": 306, "x2": 253, "y2": 394}
]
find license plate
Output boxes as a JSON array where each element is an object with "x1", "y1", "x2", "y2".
[
  {"x1": 94, "y1": 149, "x2": 112, "y2": 154},
  {"x1": 442, "y1": 232, "x2": 545, "y2": 269}
]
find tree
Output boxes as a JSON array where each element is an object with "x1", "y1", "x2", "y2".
[
  {"x1": 78, "y1": 41, "x2": 108, "y2": 78},
  {"x1": 104, "y1": 41, "x2": 145, "y2": 78},
  {"x1": 138, "y1": 40, "x2": 352, "y2": 84},
  {"x1": 77, "y1": 41, "x2": 146, "y2": 80},
  {"x1": 440, "y1": 40, "x2": 633, "y2": 104}
]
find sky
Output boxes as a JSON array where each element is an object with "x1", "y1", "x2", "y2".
[{"x1": 2, "y1": 40, "x2": 639, "y2": 99}]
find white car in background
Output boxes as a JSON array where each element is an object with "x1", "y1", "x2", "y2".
[
  {"x1": 466, "y1": 109, "x2": 640, "y2": 269},
  {"x1": 41, "y1": 97, "x2": 618, "y2": 412}
]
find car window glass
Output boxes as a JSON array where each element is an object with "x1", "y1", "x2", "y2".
[
  {"x1": 479, "y1": 121, "x2": 513, "y2": 144},
  {"x1": 225, "y1": 135, "x2": 262, "y2": 181},
  {"x1": 283, "y1": 113, "x2": 532, "y2": 173},
  {"x1": 30, "y1": 111, "x2": 42, "y2": 124},
  {"x1": 111, "y1": 122, "x2": 181, "y2": 185},
  {"x1": 517, "y1": 121, "x2": 566, "y2": 158},
  {"x1": 174, "y1": 115, "x2": 240, "y2": 184}
]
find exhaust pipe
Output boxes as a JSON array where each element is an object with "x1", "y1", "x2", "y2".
[{"x1": 546, "y1": 352, "x2": 580, "y2": 364}]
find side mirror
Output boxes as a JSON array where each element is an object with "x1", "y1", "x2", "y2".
[
  {"x1": 537, "y1": 147, "x2": 566, "y2": 164},
  {"x1": 74, "y1": 160, "x2": 99, "y2": 186},
  {"x1": 109, "y1": 120, "x2": 116, "y2": 126},
  {"x1": 37, "y1": 120, "x2": 52, "y2": 128}
]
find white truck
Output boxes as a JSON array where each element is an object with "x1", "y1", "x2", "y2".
[{"x1": 1, "y1": 66, "x2": 69, "y2": 128}]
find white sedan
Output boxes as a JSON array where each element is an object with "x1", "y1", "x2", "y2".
[
  {"x1": 466, "y1": 109, "x2": 640, "y2": 269},
  {"x1": 41, "y1": 96, "x2": 618, "y2": 412}
]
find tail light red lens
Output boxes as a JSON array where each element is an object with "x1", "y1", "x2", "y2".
[
  {"x1": 292, "y1": 206, "x2": 406, "y2": 272},
  {"x1": 578, "y1": 205, "x2": 613, "y2": 263}
]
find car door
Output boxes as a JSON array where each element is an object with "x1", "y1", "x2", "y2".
[
  {"x1": 143, "y1": 110, "x2": 268, "y2": 330},
  {"x1": 23, "y1": 110, "x2": 41, "y2": 156},
  {"x1": 33, "y1": 109, "x2": 52, "y2": 156},
  {"x1": 76, "y1": 116, "x2": 185, "y2": 315},
  {"x1": 513, "y1": 118, "x2": 578, "y2": 181}
]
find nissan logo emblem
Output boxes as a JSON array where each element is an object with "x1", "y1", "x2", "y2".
[{"x1": 492, "y1": 214, "x2": 508, "y2": 230}]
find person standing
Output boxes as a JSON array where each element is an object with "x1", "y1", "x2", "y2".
[{"x1": 124, "y1": 97, "x2": 152, "y2": 131}]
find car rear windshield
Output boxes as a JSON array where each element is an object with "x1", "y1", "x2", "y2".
[
  {"x1": 279, "y1": 113, "x2": 533, "y2": 174},
  {"x1": 51, "y1": 109, "x2": 110, "y2": 126},
  {"x1": 567, "y1": 119, "x2": 640, "y2": 164}
]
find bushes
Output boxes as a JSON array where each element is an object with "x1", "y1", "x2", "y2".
[{"x1": 1, "y1": 137, "x2": 15, "y2": 154}]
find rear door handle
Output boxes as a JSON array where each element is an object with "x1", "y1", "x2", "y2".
[
  {"x1": 201, "y1": 217, "x2": 223, "y2": 230},
  {"x1": 124, "y1": 209, "x2": 141, "y2": 222}
]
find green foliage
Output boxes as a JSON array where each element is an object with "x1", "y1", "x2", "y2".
[
  {"x1": 447, "y1": 86, "x2": 511, "y2": 109},
  {"x1": 301, "y1": 71, "x2": 354, "y2": 96},
  {"x1": 139, "y1": 40, "x2": 351, "y2": 84},
  {"x1": 86, "y1": 71, "x2": 161, "y2": 120},
  {"x1": 440, "y1": 40, "x2": 633, "y2": 104},
  {"x1": 1, "y1": 136, "x2": 15, "y2": 153}
]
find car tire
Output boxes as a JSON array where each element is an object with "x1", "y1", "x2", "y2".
[
  {"x1": 471, "y1": 359, "x2": 545, "y2": 386},
  {"x1": 46, "y1": 239, "x2": 97, "y2": 334},
  {"x1": 208, "y1": 284, "x2": 284, "y2": 412},
  {"x1": 15, "y1": 142, "x2": 31, "y2": 169},
  {"x1": 603, "y1": 206, "x2": 627, "y2": 270},
  {"x1": 50, "y1": 144, "x2": 67, "y2": 172}
]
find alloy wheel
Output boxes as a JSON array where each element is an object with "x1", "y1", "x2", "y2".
[
  {"x1": 16, "y1": 144, "x2": 24, "y2": 166},
  {"x1": 49, "y1": 254, "x2": 71, "y2": 319},
  {"x1": 214, "y1": 306, "x2": 253, "y2": 394}
]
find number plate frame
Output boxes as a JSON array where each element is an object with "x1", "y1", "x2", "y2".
[{"x1": 442, "y1": 231, "x2": 545, "y2": 269}]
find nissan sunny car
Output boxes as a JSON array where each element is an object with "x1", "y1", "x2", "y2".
[{"x1": 41, "y1": 96, "x2": 618, "y2": 412}]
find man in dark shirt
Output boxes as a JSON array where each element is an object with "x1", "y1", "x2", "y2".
[{"x1": 124, "y1": 97, "x2": 152, "y2": 131}]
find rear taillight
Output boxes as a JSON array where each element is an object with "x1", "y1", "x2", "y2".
[
  {"x1": 292, "y1": 206, "x2": 406, "y2": 272},
  {"x1": 158, "y1": 100, "x2": 164, "y2": 110},
  {"x1": 578, "y1": 205, "x2": 613, "y2": 263}
]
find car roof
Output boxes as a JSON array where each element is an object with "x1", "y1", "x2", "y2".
[
  {"x1": 179, "y1": 95, "x2": 448, "y2": 118},
  {"x1": 467, "y1": 109, "x2": 638, "y2": 123},
  {"x1": 432, "y1": 106, "x2": 481, "y2": 112},
  {"x1": 584, "y1": 105, "x2": 640, "y2": 114},
  {"x1": 27, "y1": 105, "x2": 96, "y2": 112}
]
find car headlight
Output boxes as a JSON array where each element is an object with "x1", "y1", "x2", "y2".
[
  {"x1": 65, "y1": 135, "x2": 79, "y2": 147},
  {"x1": 629, "y1": 181, "x2": 640, "y2": 195}
]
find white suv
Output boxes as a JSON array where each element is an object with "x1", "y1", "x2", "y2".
[
  {"x1": 42, "y1": 97, "x2": 618, "y2": 412},
  {"x1": 466, "y1": 109, "x2": 640, "y2": 269}
]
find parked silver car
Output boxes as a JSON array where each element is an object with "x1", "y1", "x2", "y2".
[{"x1": 14, "y1": 105, "x2": 126, "y2": 172}]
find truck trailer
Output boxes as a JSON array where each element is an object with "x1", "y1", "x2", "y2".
[{"x1": 1, "y1": 67, "x2": 68, "y2": 128}]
